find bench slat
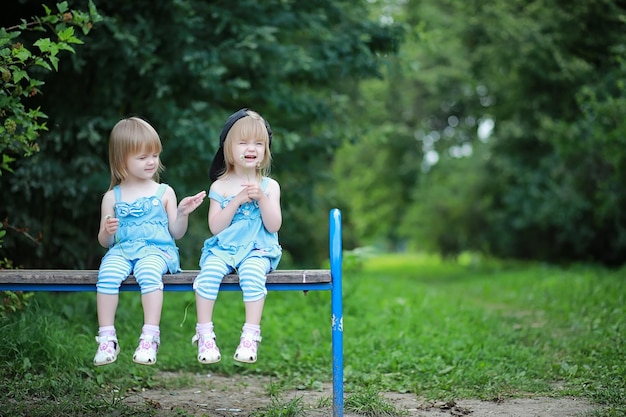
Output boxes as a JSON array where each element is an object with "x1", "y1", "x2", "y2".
[{"x1": 0, "y1": 269, "x2": 331, "y2": 285}]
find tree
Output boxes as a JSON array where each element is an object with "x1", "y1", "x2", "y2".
[
  {"x1": 332, "y1": 0, "x2": 626, "y2": 266},
  {"x1": 0, "y1": 1, "x2": 99, "y2": 175},
  {"x1": 0, "y1": 1, "x2": 100, "y2": 267},
  {"x1": 332, "y1": 0, "x2": 486, "y2": 251},
  {"x1": 462, "y1": 0, "x2": 626, "y2": 265},
  {"x1": 0, "y1": 1, "x2": 100, "y2": 316},
  {"x1": 0, "y1": 0, "x2": 403, "y2": 269}
]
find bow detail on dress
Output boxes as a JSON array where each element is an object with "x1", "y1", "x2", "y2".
[{"x1": 116, "y1": 198, "x2": 155, "y2": 217}]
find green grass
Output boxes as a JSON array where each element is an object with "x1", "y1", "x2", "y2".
[
  {"x1": 1, "y1": 253, "x2": 624, "y2": 416},
  {"x1": 249, "y1": 396, "x2": 306, "y2": 417},
  {"x1": 344, "y1": 386, "x2": 407, "y2": 416}
]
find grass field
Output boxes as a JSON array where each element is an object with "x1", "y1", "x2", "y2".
[{"x1": 1, "y1": 252, "x2": 624, "y2": 416}]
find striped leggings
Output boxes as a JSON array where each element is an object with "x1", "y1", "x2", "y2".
[
  {"x1": 194, "y1": 255, "x2": 270, "y2": 302},
  {"x1": 97, "y1": 254, "x2": 167, "y2": 295}
]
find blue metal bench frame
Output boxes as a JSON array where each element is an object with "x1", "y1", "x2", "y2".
[{"x1": 0, "y1": 208, "x2": 345, "y2": 417}]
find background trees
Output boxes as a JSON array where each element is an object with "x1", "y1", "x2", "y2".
[
  {"x1": 335, "y1": 0, "x2": 626, "y2": 266},
  {"x1": 2, "y1": 0, "x2": 626, "y2": 269},
  {"x1": 0, "y1": 0, "x2": 401, "y2": 269},
  {"x1": 457, "y1": 0, "x2": 626, "y2": 265}
]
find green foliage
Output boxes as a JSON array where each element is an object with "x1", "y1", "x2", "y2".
[
  {"x1": 345, "y1": 385, "x2": 406, "y2": 416},
  {"x1": 400, "y1": 145, "x2": 490, "y2": 258},
  {"x1": 0, "y1": 0, "x2": 403, "y2": 269},
  {"x1": 3, "y1": 0, "x2": 625, "y2": 267},
  {"x1": 0, "y1": 1, "x2": 100, "y2": 175},
  {"x1": 249, "y1": 396, "x2": 306, "y2": 417},
  {"x1": 333, "y1": 126, "x2": 411, "y2": 248},
  {"x1": 459, "y1": 0, "x2": 626, "y2": 265},
  {"x1": 332, "y1": 0, "x2": 626, "y2": 266},
  {"x1": 332, "y1": 0, "x2": 488, "y2": 253},
  {"x1": 0, "y1": 290, "x2": 32, "y2": 319},
  {"x1": 530, "y1": 54, "x2": 626, "y2": 264},
  {"x1": 0, "y1": 224, "x2": 33, "y2": 318}
]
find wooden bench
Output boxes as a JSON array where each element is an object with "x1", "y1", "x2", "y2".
[{"x1": 0, "y1": 208, "x2": 345, "y2": 417}]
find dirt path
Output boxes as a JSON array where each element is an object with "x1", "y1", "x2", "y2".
[{"x1": 123, "y1": 372, "x2": 597, "y2": 417}]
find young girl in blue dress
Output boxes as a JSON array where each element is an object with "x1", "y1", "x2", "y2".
[
  {"x1": 94, "y1": 117, "x2": 206, "y2": 366},
  {"x1": 193, "y1": 108, "x2": 282, "y2": 364}
]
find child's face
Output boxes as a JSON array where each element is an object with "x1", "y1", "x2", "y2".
[
  {"x1": 125, "y1": 148, "x2": 160, "y2": 181},
  {"x1": 233, "y1": 136, "x2": 266, "y2": 170}
]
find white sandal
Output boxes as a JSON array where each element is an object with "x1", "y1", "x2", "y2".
[
  {"x1": 133, "y1": 334, "x2": 160, "y2": 365},
  {"x1": 93, "y1": 335, "x2": 120, "y2": 366},
  {"x1": 233, "y1": 331, "x2": 262, "y2": 363},
  {"x1": 192, "y1": 331, "x2": 221, "y2": 364}
]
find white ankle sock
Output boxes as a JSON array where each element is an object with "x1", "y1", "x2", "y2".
[
  {"x1": 98, "y1": 325, "x2": 116, "y2": 337},
  {"x1": 196, "y1": 322, "x2": 214, "y2": 334},
  {"x1": 98, "y1": 326, "x2": 116, "y2": 349},
  {"x1": 141, "y1": 324, "x2": 160, "y2": 349},
  {"x1": 142, "y1": 324, "x2": 160, "y2": 337},
  {"x1": 242, "y1": 323, "x2": 260, "y2": 334}
]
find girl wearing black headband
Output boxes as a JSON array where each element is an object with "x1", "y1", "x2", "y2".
[{"x1": 192, "y1": 109, "x2": 282, "y2": 364}]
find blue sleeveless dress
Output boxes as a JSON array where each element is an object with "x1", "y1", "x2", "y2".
[
  {"x1": 199, "y1": 177, "x2": 282, "y2": 270},
  {"x1": 102, "y1": 183, "x2": 181, "y2": 274}
]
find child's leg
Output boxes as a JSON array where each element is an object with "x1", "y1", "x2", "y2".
[
  {"x1": 96, "y1": 293, "x2": 119, "y2": 327},
  {"x1": 239, "y1": 256, "x2": 270, "y2": 322},
  {"x1": 243, "y1": 299, "x2": 265, "y2": 326},
  {"x1": 192, "y1": 256, "x2": 231, "y2": 363},
  {"x1": 132, "y1": 255, "x2": 167, "y2": 365},
  {"x1": 235, "y1": 256, "x2": 270, "y2": 363},
  {"x1": 141, "y1": 291, "x2": 163, "y2": 325},
  {"x1": 193, "y1": 255, "x2": 231, "y2": 322},
  {"x1": 94, "y1": 255, "x2": 132, "y2": 366},
  {"x1": 134, "y1": 255, "x2": 167, "y2": 325}
]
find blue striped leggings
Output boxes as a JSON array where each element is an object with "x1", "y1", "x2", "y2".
[
  {"x1": 97, "y1": 254, "x2": 167, "y2": 295},
  {"x1": 194, "y1": 255, "x2": 270, "y2": 302}
]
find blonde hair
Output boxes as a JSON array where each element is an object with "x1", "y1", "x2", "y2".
[
  {"x1": 107, "y1": 117, "x2": 164, "y2": 190},
  {"x1": 221, "y1": 110, "x2": 272, "y2": 179}
]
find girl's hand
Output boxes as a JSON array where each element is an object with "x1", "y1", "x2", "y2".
[
  {"x1": 241, "y1": 182, "x2": 264, "y2": 202},
  {"x1": 177, "y1": 191, "x2": 207, "y2": 216},
  {"x1": 104, "y1": 215, "x2": 119, "y2": 236},
  {"x1": 235, "y1": 185, "x2": 254, "y2": 205}
]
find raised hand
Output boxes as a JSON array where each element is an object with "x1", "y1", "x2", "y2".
[{"x1": 177, "y1": 190, "x2": 207, "y2": 216}]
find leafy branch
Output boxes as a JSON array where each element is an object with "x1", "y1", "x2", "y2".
[{"x1": 0, "y1": 1, "x2": 101, "y2": 175}]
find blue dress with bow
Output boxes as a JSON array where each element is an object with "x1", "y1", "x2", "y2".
[
  {"x1": 200, "y1": 177, "x2": 282, "y2": 270},
  {"x1": 102, "y1": 183, "x2": 181, "y2": 273}
]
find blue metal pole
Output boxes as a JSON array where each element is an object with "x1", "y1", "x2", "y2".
[{"x1": 329, "y1": 208, "x2": 344, "y2": 417}]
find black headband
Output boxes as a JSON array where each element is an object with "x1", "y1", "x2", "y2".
[{"x1": 209, "y1": 108, "x2": 272, "y2": 181}]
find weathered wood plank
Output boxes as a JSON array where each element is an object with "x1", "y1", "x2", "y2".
[{"x1": 0, "y1": 269, "x2": 332, "y2": 285}]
